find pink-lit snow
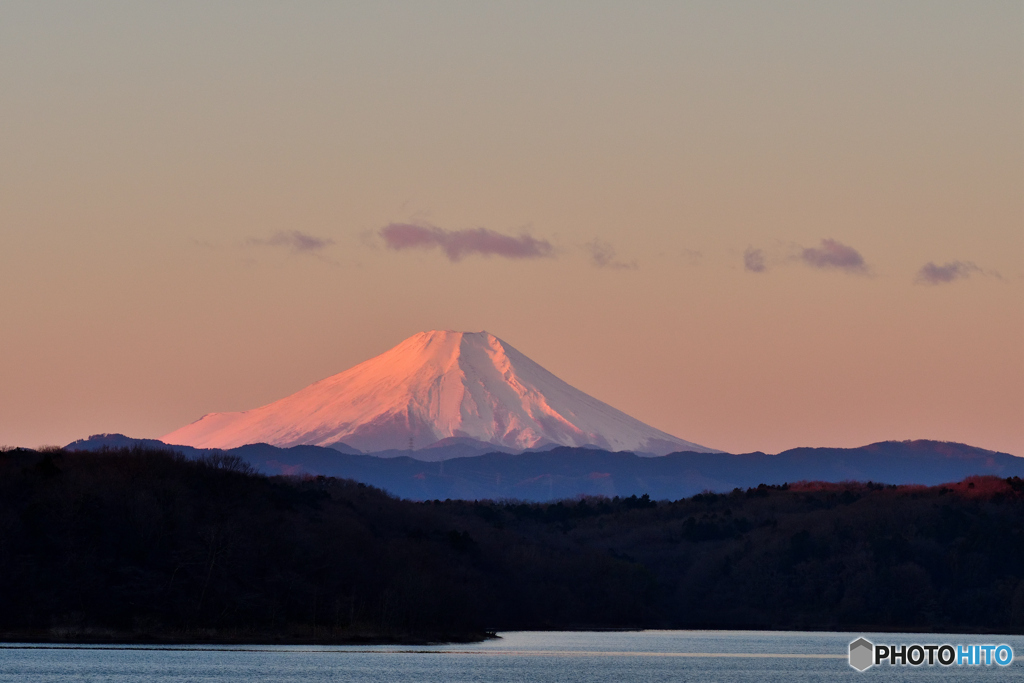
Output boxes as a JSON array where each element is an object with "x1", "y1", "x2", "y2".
[{"x1": 162, "y1": 331, "x2": 717, "y2": 455}]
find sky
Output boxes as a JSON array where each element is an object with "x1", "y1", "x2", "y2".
[{"x1": 1, "y1": 1, "x2": 1021, "y2": 455}]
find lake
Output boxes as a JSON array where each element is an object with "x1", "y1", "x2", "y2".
[{"x1": 2, "y1": 630, "x2": 1021, "y2": 682}]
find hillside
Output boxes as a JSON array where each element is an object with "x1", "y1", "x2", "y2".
[{"x1": 3, "y1": 446, "x2": 1024, "y2": 643}]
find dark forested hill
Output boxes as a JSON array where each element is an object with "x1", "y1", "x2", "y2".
[{"x1": 3, "y1": 447, "x2": 1024, "y2": 643}]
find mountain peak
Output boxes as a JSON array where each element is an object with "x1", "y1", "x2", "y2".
[{"x1": 163, "y1": 331, "x2": 718, "y2": 455}]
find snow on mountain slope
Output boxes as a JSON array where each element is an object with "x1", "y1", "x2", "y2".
[{"x1": 162, "y1": 330, "x2": 719, "y2": 455}]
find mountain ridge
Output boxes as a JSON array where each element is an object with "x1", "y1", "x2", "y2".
[{"x1": 65, "y1": 434, "x2": 1023, "y2": 502}]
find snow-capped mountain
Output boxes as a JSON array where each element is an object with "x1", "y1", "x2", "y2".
[{"x1": 162, "y1": 330, "x2": 718, "y2": 455}]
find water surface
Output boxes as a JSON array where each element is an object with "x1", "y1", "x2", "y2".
[{"x1": 2, "y1": 630, "x2": 1021, "y2": 682}]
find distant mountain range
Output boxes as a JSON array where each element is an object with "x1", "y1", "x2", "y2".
[
  {"x1": 161, "y1": 330, "x2": 716, "y2": 455},
  {"x1": 66, "y1": 434, "x2": 1024, "y2": 502}
]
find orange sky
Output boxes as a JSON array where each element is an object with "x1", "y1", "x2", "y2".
[{"x1": 1, "y1": 2, "x2": 1021, "y2": 455}]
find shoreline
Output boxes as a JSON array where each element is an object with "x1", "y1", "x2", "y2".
[
  {"x1": 3, "y1": 624, "x2": 1022, "y2": 647},
  {"x1": 0, "y1": 630, "x2": 497, "y2": 647}
]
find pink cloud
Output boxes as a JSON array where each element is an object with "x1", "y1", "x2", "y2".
[
  {"x1": 744, "y1": 247, "x2": 766, "y2": 273},
  {"x1": 587, "y1": 239, "x2": 637, "y2": 270},
  {"x1": 248, "y1": 230, "x2": 334, "y2": 252},
  {"x1": 800, "y1": 238, "x2": 867, "y2": 272},
  {"x1": 380, "y1": 223, "x2": 553, "y2": 262},
  {"x1": 915, "y1": 261, "x2": 984, "y2": 285}
]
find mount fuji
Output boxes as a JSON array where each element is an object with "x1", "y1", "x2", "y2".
[{"x1": 162, "y1": 330, "x2": 718, "y2": 456}]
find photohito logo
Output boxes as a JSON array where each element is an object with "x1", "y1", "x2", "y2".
[{"x1": 849, "y1": 638, "x2": 1014, "y2": 672}]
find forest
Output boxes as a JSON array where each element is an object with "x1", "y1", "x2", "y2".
[{"x1": 2, "y1": 446, "x2": 1023, "y2": 643}]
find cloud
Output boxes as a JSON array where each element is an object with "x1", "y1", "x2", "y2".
[
  {"x1": 915, "y1": 260, "x2": 986, "y2": 285},
  {"x1": 248, "y1": 231, "x2": 334, "y2": 253},
  {"x1": 587, "y1": 239, "x2": 637, "y2": 270},
  {"x1": 379, "y1": 223, "x2": 553, "y2": 261},
  {"x1": 743, "y1": 247, "x2": 766, "y2": 273},
  {"x1": 800, "y1": 238, "x2": 867, "y2": 273}
]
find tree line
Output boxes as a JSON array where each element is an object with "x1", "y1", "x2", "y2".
[{"x1": 1, "y1": 446, "x2": 1022, "y2": 642}]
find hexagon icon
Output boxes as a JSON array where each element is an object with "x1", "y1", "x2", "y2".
[{"x1": 849, "y1": 638, "x2": 874, "y2": 671}]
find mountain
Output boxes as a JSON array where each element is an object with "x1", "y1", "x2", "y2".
[
  {"x1": 66, "y1": 435, "x2": 1023, "y2": 502},
  {"x1": 162, "y1": 330, "x2": 716, "y2": 455},
  {"x1": 239, "y1": 439, "x2": 1023, "y2": 501},
  {"x1": 351, "y1": 436, "x2": 527, "y2": 462}
]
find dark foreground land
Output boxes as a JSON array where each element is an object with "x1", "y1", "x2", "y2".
[{"x1": 2, "y1": 447, "x2": 1024, "y2": 643}]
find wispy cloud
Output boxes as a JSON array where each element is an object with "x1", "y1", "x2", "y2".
[
  {"x1": 800, "y1": 238, "x2": 867, "y2": 273},
  {"x1": 915, "y1": 260, "x2": 993, "y2": 285},
  {"x1": 248, "y1": 231, "x2": 335, "y2": 253},
  {"x1": 743, "y1": 247, "x2": 766, "y2": 273},
  {"x1": 587, "y1": 239, "x2": 637, "y2": 270},
  {"x1": 379, "y1": 223, "x2": 553, "y2": 262}
]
